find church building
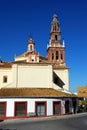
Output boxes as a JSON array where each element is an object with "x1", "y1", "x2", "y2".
[{"x1": 0, "y1": 14, "x2": 77, "y2": 120}]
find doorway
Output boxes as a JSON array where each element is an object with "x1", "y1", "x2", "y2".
[
  {"x1": 65, "y1": 100, "x2": 70, "y2": 114},
  {"x1": 35, "y1": 102, "x2": 46, "y2": 116},
  {"x1": 0, "y1": 102, "x2": 6, "y2": 118},
  {"x1": 14, "y1": 102, "x2": 27, "y2": 117},
  {"x1": 53, "y1": 101, "x2": 61, "y2": 115}
]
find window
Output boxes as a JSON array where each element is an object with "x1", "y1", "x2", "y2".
[
  {"x1": 55, "y1": 35, "x2": 57, "y2": 41},
  {"x1": 35, "y1": 102, "x2": 46, "y2": 116},
  {"x1": 52, "y1": 53, "x2": 54, "y2": 60},
  {"x1": 56, "y1": 51, "x2": 58, "y2": 60},
  {"x1": 3, "y1": 76, "x2": 7, "y2": 83},
  {"x1": 14, "y1": 102, "x2": 27, "y2": 117},
  {"x1": 30, "y1": 45, "x2": 32, "y2": 51},
  {"x1": 0, "y1": 102, "x2": 6, "y2": 117}
]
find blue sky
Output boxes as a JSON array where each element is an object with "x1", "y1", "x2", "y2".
[{"x1": 0, "y1": 0, "x2": 87, "y2": 92}]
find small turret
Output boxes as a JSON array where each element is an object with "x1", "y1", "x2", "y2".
[{"x1": 27, "y1": 37, "x2": 35, "y2": 52}]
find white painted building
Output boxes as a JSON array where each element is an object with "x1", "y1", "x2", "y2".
[
  {"x1": 0, "y1": 97, "x2": 73, "y2": 119},
  {"x1": 0, "y1": 14, "x2": 77, "y2": 120},
  {"x1": 0, "y1": 88, "x2": 74, "y2": 119}
]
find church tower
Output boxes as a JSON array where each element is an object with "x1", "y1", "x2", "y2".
[{"x1": 47, "y1": 14, "x2": 65, "y2": 66}]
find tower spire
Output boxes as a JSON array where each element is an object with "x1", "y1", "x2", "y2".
[{"x1": 47, "y1": 14, "x2": 66, "y2": 66}]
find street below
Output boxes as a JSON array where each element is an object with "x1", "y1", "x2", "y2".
[{"x1": 0, "y1": 113, "x2": 87, "y2": 130}]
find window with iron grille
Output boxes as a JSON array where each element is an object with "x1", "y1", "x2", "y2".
[
  {"x1": 0, "y1": 102, "x2": 6, "y2": 117},
  {"x1": 15, "y1": 102, "x2": 27, "y2": 116}
]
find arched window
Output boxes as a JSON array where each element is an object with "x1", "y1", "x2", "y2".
[
  {"x1": 52, "y1": 53, "x2": 54, "y2": 60},
  {"x1": 56, "y1": 51, "x2": 58, "y2": 60},
  {"x1": 30, "y1": 45, "x2": 32, "y2": 51},
  {"x1": 55, "y1": 35, "x2": 57, "y2": 41}
]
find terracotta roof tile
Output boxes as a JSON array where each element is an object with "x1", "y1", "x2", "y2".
[
  {"x1": 53, "y1": 64, "x2": 70, "y2": 69},
  {"x1": 0, "y1": 88, "x2": 76, "y2": 97},
  {"x1": 78, "y1": 86, "x2": 87, "y2": 97},
  {"x1": 0, "y1": 62, "x2": 12, "y2": 68}
]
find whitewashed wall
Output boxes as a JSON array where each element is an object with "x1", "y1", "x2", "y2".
[
  {"x1": 13, "y1": 64, "x2": 53, "y2": 88},
  {"x1": 0, "y1": 98, "x2": 69, "y2": 117},
  {"x1": 0, "y1": 63, "x2": 70, "y2": 91}
]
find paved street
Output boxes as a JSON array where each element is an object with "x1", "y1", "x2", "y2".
[{"x1": 0, "y1": 113, "x2": 87, "y2": 130}]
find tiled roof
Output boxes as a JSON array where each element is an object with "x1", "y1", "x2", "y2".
[
  {"x1": 53, "y1": 64, "x2": 70, "y2": 69},
  {"x1": 78, "y1": 86, "x2": 87, "y2": 97},
  {"x1": 0, "y1": 62, "x2": 12, "y2": 68},
  {"x1": 0, "y1": 88, "x2": 76, "y2": 97}
]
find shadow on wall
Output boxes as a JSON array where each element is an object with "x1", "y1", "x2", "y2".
[{"x1": 53, "y1": 72, "x2": 65, "y2": 88}]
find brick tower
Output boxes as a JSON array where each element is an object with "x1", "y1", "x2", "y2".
[{"x1": 47, "y1": 14, "x2": 65, "y2": 66}]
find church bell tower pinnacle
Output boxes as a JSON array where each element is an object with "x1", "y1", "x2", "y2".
[{"x1": 47, "y1": 14, "x2": 66, "y2": 66}]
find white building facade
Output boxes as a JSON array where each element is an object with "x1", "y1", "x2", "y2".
[
  {"x1": 0, "y1": 63, "x2": 69, "y2": 90},
  {"x1": 0, "y1": 97, "x2": 73, "y2": 120}
]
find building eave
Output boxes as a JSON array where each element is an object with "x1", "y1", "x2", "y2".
[{"x1": 0, "y1": 88, "x2": 77, "y2": 98}]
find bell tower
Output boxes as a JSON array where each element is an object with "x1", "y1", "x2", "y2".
[
  {"x1": 27, "y1": 37, "x2": 35, "y2": 52},
  {"x1": 47, "y1": 14, "x2": 65, "y2": 66}
]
